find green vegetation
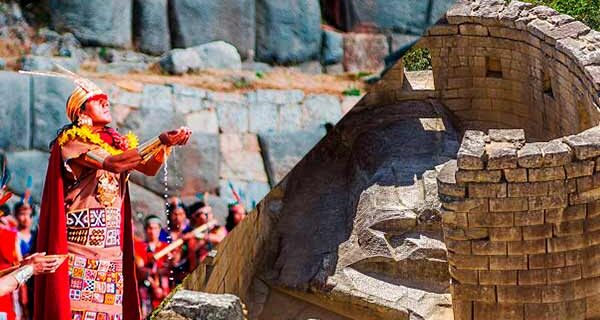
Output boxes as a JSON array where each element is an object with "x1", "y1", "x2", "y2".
[
  {"x1": 402, "y1": 47, "x2": 432, "y2": 71},
  {"x1": 342, "y1": 86, "x2": 361, "y2": 96},
  {"x1": 255, "y1": 71, "x2": 265, "y2": 79},
  {"x1": 519, "y1": 0, "x2": 600, "y2": 30}
]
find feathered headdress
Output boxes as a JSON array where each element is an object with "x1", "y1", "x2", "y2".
[
  {"x1": 20, "y1": 176, "x2": 32, "y2": 205},
  {"x1": 227, "y1": 181, "x2": 242, "y2": 206},
  {"x1": 0, "y1": 155, "x2": 12, "y2": 208},
  {"x1": 19, "y1": 64, "x2": 107, "y2": 122}
]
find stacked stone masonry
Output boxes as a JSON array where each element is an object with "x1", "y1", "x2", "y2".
[
  {"x1": 438, "y1": 128, "x2": 600, "y2": 320},
  {"x1": 420, "y1": 0, "x2": 600, "y2": 141}
]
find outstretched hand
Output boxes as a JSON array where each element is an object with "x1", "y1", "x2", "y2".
[
  {"x1": 159, "y1": 127, "x2": 192, "y2": 146},
  {"x1": 22, "y1": 252, "x2": 63, "y2": 275}
]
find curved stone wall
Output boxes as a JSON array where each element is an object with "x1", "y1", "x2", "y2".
[
  {"x1": 420, "y1": 0, "x2": 600, "y2": 141},
  {"x1": 425, "y1": 1, "x2": 600, "y2": 319},
  {"x1": 438, "y1": 127, "x2": 600, "y2": 319}
]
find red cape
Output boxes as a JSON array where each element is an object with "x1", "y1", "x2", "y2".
[{"x1": 34, "y1": 144, "x2": 141, "y2": 320}]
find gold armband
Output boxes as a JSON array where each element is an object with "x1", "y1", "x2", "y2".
[
  {"x1": 10, "y1": 265, "x2": 33, "y2": 287},
  {"x1": 136, "y1": 136, "x2": 164, "y2": 163},
  {"x1": 84, "y1": 150, "x2": 109, "y2": 168}
]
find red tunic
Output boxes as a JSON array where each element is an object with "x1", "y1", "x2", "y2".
[
  {"x1": 34, "y1": 143, "x2": 140, "y2": 320},
  {"x1": 0, "y1": 227, "x2": 18, "y2": 320}
]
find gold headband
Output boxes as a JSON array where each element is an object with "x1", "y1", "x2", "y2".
[{"x1": 19, "y1": 65, "x2": 107, "y2": 122}]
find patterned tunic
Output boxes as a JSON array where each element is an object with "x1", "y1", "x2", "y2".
[{"x1": 61, "y1": 139, "x2": 126, "y2": 320}]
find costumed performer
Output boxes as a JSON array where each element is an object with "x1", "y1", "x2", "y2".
[{"x1": 25, "y1": 67, "x2": 192, "y2": 320}]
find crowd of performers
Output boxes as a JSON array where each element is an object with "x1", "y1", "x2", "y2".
[
  {"x1": 0, "y1": 194, "x2": 246, "y2": 319},
  {"x1": 134, "y1": 198, "x2": 246, "y2": 317}
]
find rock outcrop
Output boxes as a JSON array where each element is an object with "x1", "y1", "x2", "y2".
[
  {"x1": 154, "y1": 290, "x2": 244, "y2": 320},
  {"x1": 169, "y1": 0, "x2": 255, "y2": 59},
  {"x1": 49, "y1": 0, "x2": 132, "y2": 48},
  {"x1": 255, "y1": 0, "x2": 322, "y2": 64}
]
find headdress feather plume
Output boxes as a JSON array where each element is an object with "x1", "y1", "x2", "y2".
[
  {"x1": 0, "y1": 155, "x2": 12, "y2": 207},
  {"x1": 19, "y1": 63, "x2": 107, "y2": 122}
]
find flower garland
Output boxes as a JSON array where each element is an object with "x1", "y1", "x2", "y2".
[{"x1": 57, "y1": 126, "x2": 139, "y2": 155}]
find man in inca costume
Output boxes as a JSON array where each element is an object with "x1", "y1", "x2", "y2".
[{"x1": 29, "y1": 68, "x2": 192, "y2": 320}]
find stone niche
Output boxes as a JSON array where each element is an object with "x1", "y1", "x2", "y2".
[
  {"x1": 438, "y1": 128, "x2": 600, "y2": 319},
  {"x1": 419, "y1": 0, "x2": 600, "y2": 142}
]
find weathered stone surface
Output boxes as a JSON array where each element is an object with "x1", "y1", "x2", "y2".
[
  {"x1": 95, "y1": 62, "x2": 149, "y2": 74},
  {"x1": 301, "y1": 94, "x2": 342, "y2": 129},
  {"x1": 154, "y1": 290, "x2": 244, "y2": 320},
  {"x1": 438, "y1": 160, "x2": 466, "y2": 198},
  {"x1": 352, "y1": 0, "x2": 432, "y2": 34},
  {"x1": 556, "y1": 37, "x2": 600, "y2": 67},
  {"x1": 31, "y1": 75, "x2": 74, "y2": 151},
  {"x1": 249, "y1": 103, "x2": 278, "y2": 133},
  {"x1": 220, "y1": 150, "x2": 268, "y2": 183},
  {"x1": 0, "y1": 72, "x2": 31, "y2": 151},
  {"x1": 190, "y1": 41, "x2": 242, "y2": 71},
  {"x1": 169, "y1": 0, "x2": 255, "y2": 59},
  {"x1": 159, "y1": 42, "x2": 241, "y2": 74},
  {"x1": 291, "y1": 60, "x2": 322, "y2": 75},
  {"x1": 246, "y1": 89, "x2": 304, "y2": 105},
  {"x1": 159, "y1": 48, "x2": 202, "y2": 75},
  {"x1": 564, "y1": 127, "x2": 600, "y2": 160},
  {"x1": 133, "y1": 0, "x2": 170, "y2": 55},
  {"x1": 258, "y1": 128, "x2": 326, "y2": 185},
  {"x1": 518, "y1": 141, "x2": 572, "y2": 168},
  {"x1": 322, "y1": 29, "x2": 343, "y2": 65},
  {"x1": 142, "y1": 83, "x2": 173, "y2": 110},
  {"x1": 488, "y1": 129, "x2": 525, "y2": 143},
  {"x1": 324, "y1": 63, "x2": 345, "y2": 75},
  {"x1": 486, "y1": 142, "x2": 517, "y2": 169},
  {"x1": 173, "y1": 84, "x2": 207, "y2": 114},
  {"x1": 277, "y1": 104, "x2": 302, "y2": 131},
  {"x1": 49, "y1": 0, "x2": 132, "y2": 48},
  {"x1": 255, "y1": 0, "x2": 322, "y2": 64},
  {"x1": 21, "y1": 55, "x2": 80, "y2": 72},
  {"x1": 131, "y1": 132, "x2": 220, "y2": 196},
  {"x1": 215, "y1": 101, "x2": 249, "y2": 133},
  {"x1": 343, "y1": 33, "x2": 389, "y2": 73},
  {"x1": 457, "y1": 130, "x2": 486, "y2": 170},
  {"x1": 446, "y1": 1, "x2": 475, "y2": 25},
  {"x1": 186, "y1": 110, "x2": 219, "y2": 135},
  {"x1": 5, "y1": 150, "x2": 48, "y2": 203},
  {"x1": 242, "y1": 61, "x2": 273, "y2": 73}
]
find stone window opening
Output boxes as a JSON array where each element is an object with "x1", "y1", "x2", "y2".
[
  {"x1": 543, "y1": 70, "x2": 554, "y2": 98},
  {"x1": 485, "y1": 56, "x2": 503, "y2": 78}
]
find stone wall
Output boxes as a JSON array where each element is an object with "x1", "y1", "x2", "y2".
[
  {"x1": 0, "y1": 72, "x2": 351, "y2": 232},
  {"x1": 419, "y1": 0, "x2": 600, "y2": 141},
  {"x1": 40, "y1": 0, "x2": 456, "y2": 71},
  {"x1": 438, "y1": 127, "x2": 600, "y2": 319}
]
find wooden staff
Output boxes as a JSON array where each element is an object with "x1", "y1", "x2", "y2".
[
  {"x1": 0, "y1": 265, "x2": 19, "y2": 278},
  {"x1": 153, "y1": 220, "x2": 217, "y2": 260}
]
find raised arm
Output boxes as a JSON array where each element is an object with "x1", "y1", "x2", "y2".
[{"x1": 71, "y1": 127, "x2": 192, "y2": 175}]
